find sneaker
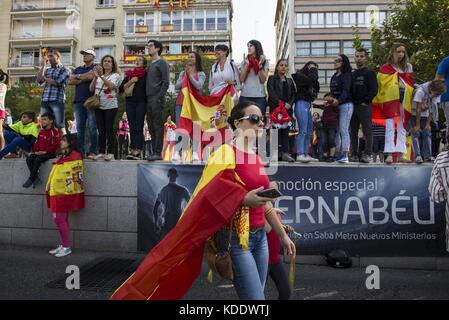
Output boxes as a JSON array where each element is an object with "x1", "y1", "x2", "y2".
[
  {"x1": 397, "y1": 154, "x2": 411, "y2": 163},
  {"x1": 147, "y1": 154, "x2": 163, "y2": 161},
  {"x1": 32, "y1": 177, "x2": 41, "y2": 188},
  {"x1": 87, "y1": 153, "x2": 96, "y2": 160},
  {"x1": 49, "y1": 245, "x2": 63, "y2": 255},
  {"x1": 172, "y1": 152, "x2": 181, "y2": 161},
  {"x1": 307, "y1": 155, "x2": 319, "y2": 162},
  {"x1": 424, "y1": 157, "x2": 435, "y2": 163},
  {"x1": 4, "y1": 153, "x2": 19, "y2": 159},
  {"x1": 54, "y1": 247, "x2": 72, "y2": 258},
  {"x1": 360, "y1": 154, "x2": 371, "y2": 164},
  {"x1": 94, "y1": 154, "x2": 105, "y2": 161},
  {"x1": 385, "y1": 154, "x2": 393, "y2": 164},
  {"x1": 192, "y1": 152, "x2": 200, "y2": 162},
  {"x1": 415, "y1": 156, "x2": 424, "y2": 164},
  {"x1": 281, "y1": 153, "x2": 295, "y2": 163},
  {"x1": 297, "y1": 154, "x2": 310, "y2": 163},
  {"x1": 349, "y1": 156, "x2": 359, "y2": 162},
  {"x1": 337, "y1": 155, "x2": 349, "y2": 163},
  {"x1": 105, "y1": 154, "x2": 114, "y2": 161},
  {"x1": 22, "y1": 178, "x2": 33, "y2": 188}
]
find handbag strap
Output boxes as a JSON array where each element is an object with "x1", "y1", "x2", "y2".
[{"x1": 96, "y1": 75, "x2": 110, "y2": 96}]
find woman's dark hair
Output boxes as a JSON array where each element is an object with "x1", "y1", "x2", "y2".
[
  {"x1": 248, "y1": 40, "x2": 264, "y2": 61},
  {"x1": 214, "y1": 44, "x2": 230, "y2": 57},
  {"x1": 274, "y1": 59, "x2": 288, "y2": 76},
  {"x1": 337, "y1": 54, "x2": 352, "y2": 74},
  {"x1": 189, "y1": 51, "x2": 203, "y2": 72},
  {"x1": 61, "y1": 134, "x2": 80, "y2": 154},
  {"x1": 300, "y1": 61, "x2": 319, "y2": 73},
  {"x1": 227, "y1": 101, "x2": 260, "y2": 130},
  {"x1": 0, "y1": 69, "x2": 10, "y2": 87},
  {"x1": 101, "y1": 54, "x2": 118, "y2": 74},
  {"x1": 21, "y1": 111, "x2": 36, "y2": 122},
  {"x1": 148, "y1": 39, "x2": 163, "y2": 55}
]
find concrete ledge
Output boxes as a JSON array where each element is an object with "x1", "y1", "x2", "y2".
[
  {"x1": 0, "y1": 227, "x2": 11, "y2": 244},
  {"x1": 74, "y1": 231, "x2": 137, "y2": 252},
  {"x1": 11, "y1": 228, "x2": 74, "y2": 248},
  {"x1": 0, "y1": 194, "x2": 43, "y2": 228},
  {"x1": 437, "y1": 257, "x2": 449, "y2": 270},
  {"x1": 107, "y1": 197, "x2": 137, "y2": 232}
]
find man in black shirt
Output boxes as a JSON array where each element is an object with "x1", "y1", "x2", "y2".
[{"x1": 350, "y1": 48, "x2": 378, "y2": 163}]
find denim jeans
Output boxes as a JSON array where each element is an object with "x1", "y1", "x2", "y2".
[
  {"x1": 0, "y1": 130, "x2": 33, "y2": 158},
  {"x1": 408, "y1": 116, "x2": 432, "y2": 158},
  {"x1": 75, "y1": 102, "x2": 98, "y2": 154},
  {"x1": 175, "y1": 105, "x2": 182, "y2": 126},
  {"x1": 338, "y1": 103, "x2": 354, "y2": 152},
  {"x1": 126, "y1": 101, "x2": 146, "y2": 150},
  {"x1": 231, "y1": 229, "x2": 269, "y2": 300},
  {"x1": 41, "y1": 101, "x2": 65, "y2": 129},
  {"x1": 294, "y1": 100, "x2": 313, "y2": 155},
  {"x1": 239, "y1": 96, "x2": 268, "y2": 115}
]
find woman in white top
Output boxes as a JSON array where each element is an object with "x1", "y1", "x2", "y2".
[
  {"x1": 0, "y1": 70, "x2": 10, "y2": 151},
  {"x1": 89, "y1": 55, "x2": 121, "y2": 161},
  {"x1": 239, "y1": 40, "x2": 269, "y2": 115},
  {"x1": 208, "y1": 44, "x2": 241, "y2": 96}
]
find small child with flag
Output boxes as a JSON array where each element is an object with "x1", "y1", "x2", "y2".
[{"x1": 46, "y1": 134, "x2": 85, "y2": 257}]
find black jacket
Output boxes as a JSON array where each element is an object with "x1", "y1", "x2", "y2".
[
  {"x1": 267, "y1": 75, "x2": 296, "y2": 109},
  {"x1": 119, "y1": 76, "x2": 147, "y2": 103},
  {"x1": 292, "y1": 69, "x2": 320, "y2": 102},
  {"x1": 330, "y1": 72, "x2": 353, "y2": 105},
  {"x1": 351, "y1": 67, "x2": 378, "y2": 105}
]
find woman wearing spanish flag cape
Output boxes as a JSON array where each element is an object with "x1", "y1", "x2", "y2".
[
  {"x1": 111, "y1": 101, "x2": 296, "y2": 300},
  {"x1": 372, "y1": 43, "x2": 414, "y2": 164},
  {"x1": 46, "y1": 134, "x2": 85, "y2": 258}
]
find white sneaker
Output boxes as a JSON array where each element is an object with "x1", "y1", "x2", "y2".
[
  {"x1": 297, "y1": 154, "x2": 310, "y2": 163},
  {"x1": 192, "y1": 152, "x2": 200, "y2": 162},
  {"x1": 49, "y1": 245, "x2": 63, "y2": 255},
  {"x1": 104, "y1": 154, "x2": 114, "y2": 161},
  {"x1": 55, "y1": 247, "x2": 72, "y2": 258},
  {"x1": 172, "y1": 152, "x2": 181, "y2": 161},
  {"x1": 307, "y1": 155, "x2": 319, "y2": 162},
  {"x1": 94, "y1": 154, "x2": 105, "y2": 161}
]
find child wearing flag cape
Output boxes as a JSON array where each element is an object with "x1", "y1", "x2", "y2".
[{"x1": 46, "y1": 134, "x2": 85, "y2": 258}]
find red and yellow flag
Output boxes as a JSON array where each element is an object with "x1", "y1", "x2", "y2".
[
  {"x1": 178, "y1": 73, "x2": 235, "y2": 143},
  {"x1": 46, "y1": 151, "x2": 85, "y2": 213},
  {"x1": 111, "y1": 144, "x2": 247, "y2": 300},
  {"x1": 372, "y1": 64, "x2": 414, "y2": 127}
]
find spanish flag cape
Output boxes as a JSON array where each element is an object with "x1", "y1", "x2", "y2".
[
  {"x1": 46, "y1": 150, "x2": 85, "y2": 213},
  {"x1": 111, "y1": 144, "x2": 248, "y2": 300},
  {"x1": 178, "y1": 72, "x2": 235, "y2": 144},
  {"x1": 372, "y1": 64, "x2": 414, "y2": 127}
]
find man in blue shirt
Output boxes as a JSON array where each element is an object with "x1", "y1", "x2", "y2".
[
  {"x1": 436, "y1": 56, "x2": 449, "y2": 128},
  {"x1": 37, "y1": 49, "x2": 70, "y2": 136},
  {"x1": 68, "y1": 49, "x2": 97, "y2": 158}
]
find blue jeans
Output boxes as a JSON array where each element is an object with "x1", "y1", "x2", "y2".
[
  {"x1": 231, "y1": 229, "x2": 269, "y2": 300},
  {"x1": 175, "y1": 105, "x2": 182, "y2": 126},
  {"x1": 75, "y1": 102, "x2": 98, "y2": 154},
  {"x1": 41, "y1": 101, "x2": 65, "y2": 129},
  {"x1": 239, "y1": 96, "x2": 267, "y2": 115},
  {"x1": 408, "y1": 116, "x2": 432, "y2": 158},
  {"x1": 338, "y1": 103, "x2": 354, "y2": 152},
  {"x1": 0, "y1": 130, "x2": 33, "y2": 158},
  {"x1": 126, "y1": 101, "x2": 146, "y2": 150},
  {"x1": 294, "y1": 100, "x2": 313, "y2": 155}
]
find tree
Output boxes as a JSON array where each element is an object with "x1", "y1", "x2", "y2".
[{"x1": 370, "y1": 0, "x2": 449, "y2": 83}]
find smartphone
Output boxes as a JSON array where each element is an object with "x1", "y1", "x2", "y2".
[
  {"x1": 257, "y1": 188, "x2": 283, "y2": 199},
  {"x1": 41, "y1": 47, "x2": 47, "y2": 59}
]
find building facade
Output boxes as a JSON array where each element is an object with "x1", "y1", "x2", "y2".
[
  {"x1": 0, "y1": 0, "x2": 233, "y2": 85},
  {"x1": 275, "y1": 0, "x2": 394, "y2": 93}
]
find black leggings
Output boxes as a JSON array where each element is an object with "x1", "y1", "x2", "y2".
[
  {"x1": 268, "y1": 261, "x2": 291, "y2": 300},
  {"x1": 95, "y1": 108, "x2": 118, "y2": 155}
]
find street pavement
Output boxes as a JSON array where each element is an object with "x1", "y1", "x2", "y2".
[{"x1": 1, "y1": 245, "x2": 448, "y2": 300}]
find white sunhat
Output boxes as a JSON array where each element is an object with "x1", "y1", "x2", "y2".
[{"x1": 80, "y1": 49, "x2": 96, "y2": 58}]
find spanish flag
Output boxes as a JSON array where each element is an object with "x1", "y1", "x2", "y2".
[
  {"x1": 372, "y1": 64, "x2": 414, "y2": 127},
  {"x1": 46, "y1": 151, "x2": 85, "y2": 213},
  {"x1": 178, "y1": 73, "x2": 235, "y2": 144},
  {"x1": 111, "y1": 144, "x2": 248, "y2": 300}
]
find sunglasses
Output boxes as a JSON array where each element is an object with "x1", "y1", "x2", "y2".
[
  {"x1": 238, "y1": 114, "x2": 264, "y2": 124},
  {"x1": 334, "y1": 59, "x2": 343, "y2": 63}
]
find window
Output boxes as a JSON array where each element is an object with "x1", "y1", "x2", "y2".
[
  {"x1": 318, "y1": 70, "x2": 334, "y2": 85},
  {"x1": 311, "y1": 41, "x2": 325, "y2": 56},
  {"x1": 325, "y1": 12, "x2": 339, "y2": 27},
  {"x1": 146, "y1": 13, "x2": 154, "y2": 32},
  {"x1": 96, "y1": 0, "x2": 116, "y2": 8},
  {"x1": 343, "y1": 41, "x2": 355, "y2": 55},
  {"x1": 161, "y1": 12, "x2": 171, "y2": 26},
  {"x1": 195, "y1": 10, "x2": 204, "y2": 31},
  {"x1": 310, "y1": 13, "x2": 324, "y2": 28},
  {"x1": 326, "y1": 41, "x2": 340, "y2": 55},
  {"x1": 173, "y1": 11, "x2": 182, "y2": 32},
  {"x1": 342, "y1": 12, "x2": 357, "y2": 27},
  {"x1": 296, "y1": 42, "x2": 310, "y2": 56},
  {"x1": 20, "y1": 49, "x2": 39, "y2": 66},
  {"x1": 296, "y1": 13, "x2": 309, "y2": 28},
  {"x1": 125, "y1": 13, "x2": 134, "y2": 33},
  {"x1": 183, "y1": 11, "x2": 193, "y2": 31},
  {"x1": 94, "y1": 47, "x2": 114, "y2": 63},
  {"x1": 94, "y1": 19, "x2": 115, "y2": 36},
  {"x1": 206, "y1": 10, "x2": 216, "y2": 31},
  {"x1": 217, "y1": 9, "x2": 227, "y2": 31}
]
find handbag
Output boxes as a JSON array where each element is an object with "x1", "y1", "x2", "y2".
[
  {"x1": 84, "y1": 78, "x2": 107, "y2": 110},
  {"x1": 124, "y1": 81, "x2": 135, "y2": 97},
  {"x1": 204, "y1": 221, "x2": 233, "y2": 281}
]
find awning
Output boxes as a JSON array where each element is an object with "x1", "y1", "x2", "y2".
[{"x1": 94, "y1": 20, "x2": 114, "y2": 29}]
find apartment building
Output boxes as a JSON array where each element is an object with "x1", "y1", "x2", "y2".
[
  {"x1": 0, "y1": 0, "x2": 233, "y2": 85},
  {"x1": 275, "y1": 0, "x2": 394, "y2": 93}
]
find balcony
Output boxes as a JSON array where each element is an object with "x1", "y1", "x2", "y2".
[
  {"x1": 123, "y1": 23, "x2": 229, "y2": 36},
  {"x1": 11, "y1": 31, "x2": 79, "y2": 42},
  {"x1": 11, "y1": 0, "x2": 80, "y2": 15}
]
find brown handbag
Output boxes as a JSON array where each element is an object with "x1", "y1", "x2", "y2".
[
  {"x1": 204, "y1": 222, "x2": 233, "y2": 281},
  {"x1": 84, "y1": 79, "x2": 106, "y2": 110}
]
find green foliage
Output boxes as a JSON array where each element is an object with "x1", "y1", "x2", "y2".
[{"x1": 370, "y1": 0, "x2": 449, "y2": 83}]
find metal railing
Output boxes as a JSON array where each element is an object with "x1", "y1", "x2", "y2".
[{"x1": 12, "y1": 0, "x2": 80, "y2": 12}]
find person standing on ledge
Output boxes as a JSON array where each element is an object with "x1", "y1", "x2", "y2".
[{"x1": 145, "y1": 40, "x2": 170, "y2": 162}]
